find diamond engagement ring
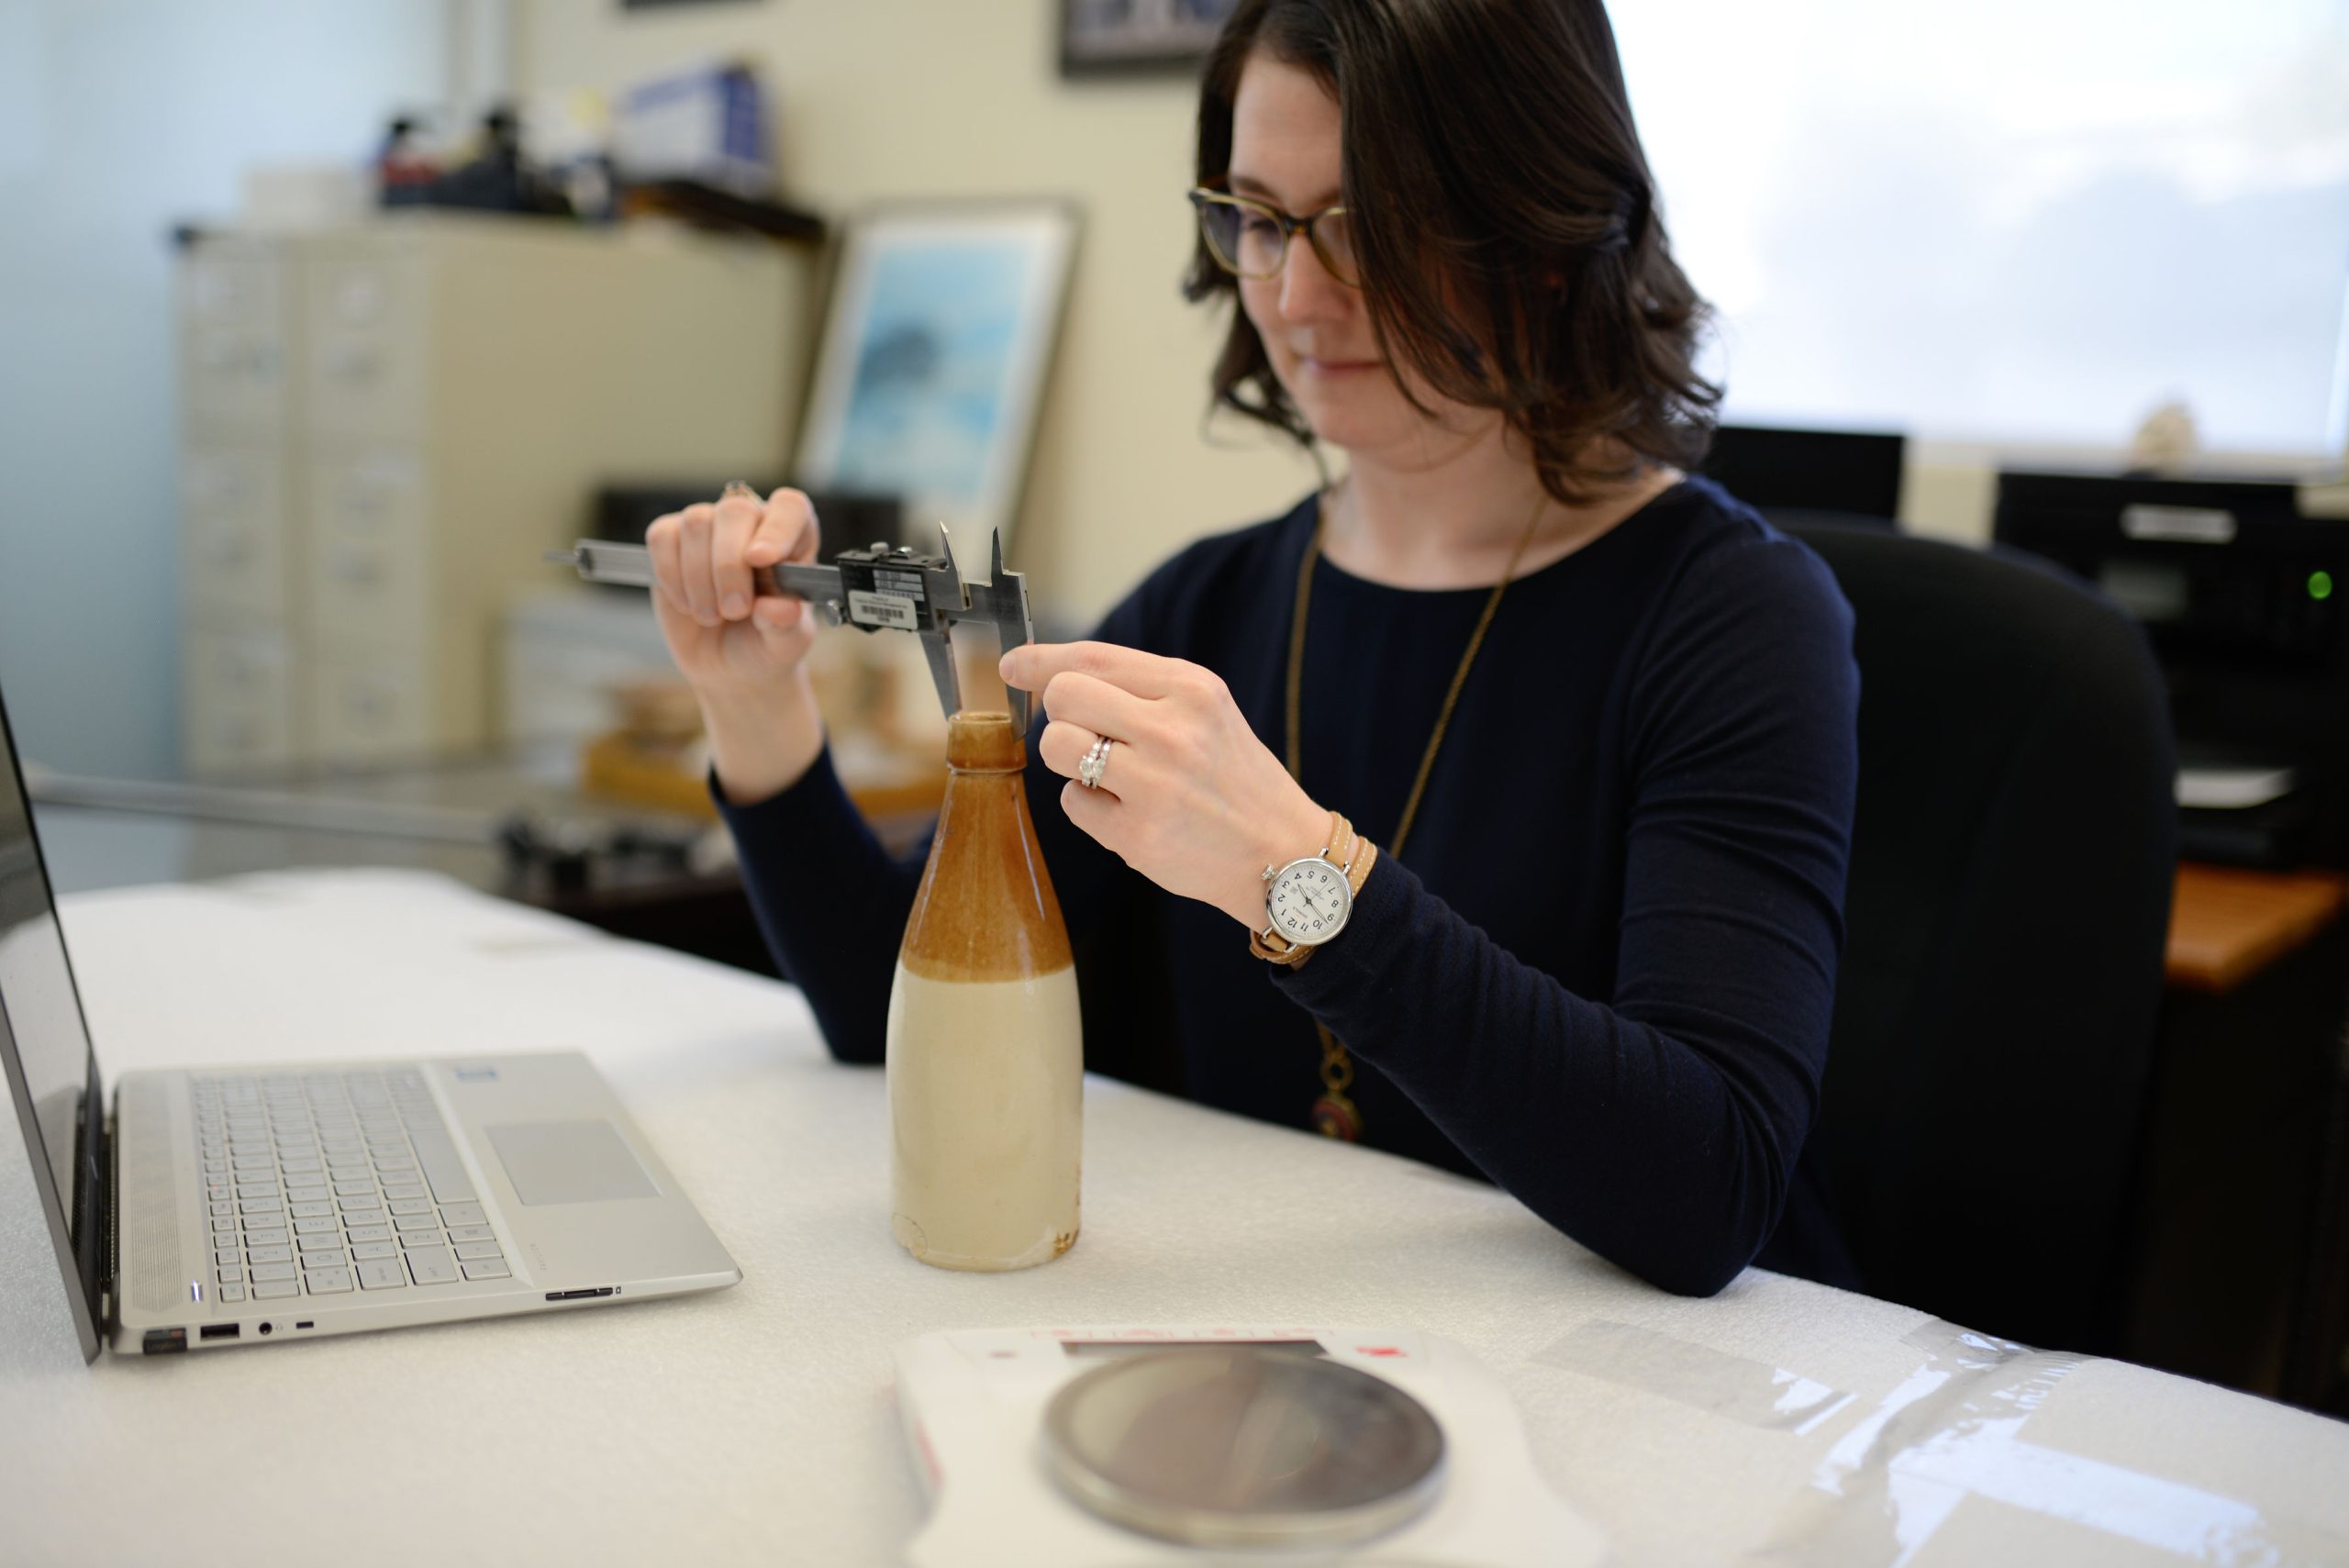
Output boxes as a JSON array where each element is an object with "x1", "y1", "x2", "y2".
[{"x1": 1077, "y1": 736, "x2": 1115, "y2": 790}]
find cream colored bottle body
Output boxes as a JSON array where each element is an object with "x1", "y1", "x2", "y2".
[{"x1": 885, "y1": 712, "x2": 1082, "y2": 1271}]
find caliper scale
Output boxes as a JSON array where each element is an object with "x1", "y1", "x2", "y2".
[{"x1": 548, "y1": 501, "x2": 1038, "y2": 732}]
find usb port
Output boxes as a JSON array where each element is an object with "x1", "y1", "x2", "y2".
[{"x1": 199, "y1": 1324, "x2": 239, "y2": 1341}]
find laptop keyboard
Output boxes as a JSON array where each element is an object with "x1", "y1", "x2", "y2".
[{"x1": 193, "y1": 1068, "x2": 511, "y2": 1307}]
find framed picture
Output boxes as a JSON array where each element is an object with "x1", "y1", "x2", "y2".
[
  {"x1": 1060, "y1": 0, "x2": 1240, "y2": 78},
  {"x1": 793, "y1": 201, "x2": 1080, "y2": 564}
]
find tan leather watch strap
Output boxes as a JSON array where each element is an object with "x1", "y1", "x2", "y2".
[{"x1": 1251, "y1": 812, "x2": 1375, "y2": 968}]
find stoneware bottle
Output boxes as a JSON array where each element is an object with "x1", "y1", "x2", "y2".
[{"x1": 885, "y1": 710, "x2": 1083, "y2": 1270}]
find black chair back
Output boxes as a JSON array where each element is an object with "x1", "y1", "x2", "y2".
[{"x1": 1787, "y1": 522, "x2": 2176, "y2": 1352}]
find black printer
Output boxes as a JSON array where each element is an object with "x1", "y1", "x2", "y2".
[{"x1": 1994, "y1": 472, "x2": 2349, "y2": 869}]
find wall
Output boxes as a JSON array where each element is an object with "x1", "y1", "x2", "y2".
[{"x1": 0, "y1": 0, "x2": 445, "y2": 776}]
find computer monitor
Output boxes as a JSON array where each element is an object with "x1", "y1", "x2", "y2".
[{"x1": 1702, "y1": 425, "x2": 1907, "y2": 524}]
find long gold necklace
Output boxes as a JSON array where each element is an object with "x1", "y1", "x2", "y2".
[{"x1": 1284, "y1": 478, "x2": 1551, "y2": 1141}]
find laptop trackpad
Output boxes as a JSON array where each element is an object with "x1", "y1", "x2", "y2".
[{"x1": 487, "y1": 1121, "x2": 659, "y2": 1206}]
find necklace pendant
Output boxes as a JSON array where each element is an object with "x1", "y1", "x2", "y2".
[{"x1": 1311, "y1": 1090, "x2": 1363, "y2": 1143}]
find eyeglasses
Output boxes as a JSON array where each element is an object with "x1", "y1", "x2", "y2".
[{"x1": 1189, "y1": 187, "x2": 1363, "y2": 288}]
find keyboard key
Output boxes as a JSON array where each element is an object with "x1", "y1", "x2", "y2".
[
  {"x1": 438, "y1": 1203, "x2": 486, "y2": 1229},
  {"x1": 246, "y1": 1246, "x2": 292, "y2": 1263},
  {"x1": 250, "y1": 1262, "x2": 296, "y2": 1283},
  {"x1": 289, "y1": 1201, "x2": 334, "y2": 1218},
  {"x1": 357, "y1": 1258, "x2": 407, "y2": 1291},
  {"x1": 346, "y1": 1224, "x2": 393, "y2": 1243},
  {"x1": 209, "y1": 1201, "x2": 235, "y2": 1218},
  {"x1": 218, "y1": 1284, "x2": 248, "y2": 1304},
  {"x1": 445, "y1": 1225, "x2": 494, "y2": 1243},
  {"x1": 239, "y1": 1198, "x2": 283, "y2": 1217},
  {"x1": 295, "y1": 1218, "x2": 340, "y2": 1236},
  {"x1": 215, "y1": 1266, "x2": 242, "y2": 1284},
  {"x1": 405, "y1": 1248, "x2": 460, "y2": 1285},
  {"x1": 406, "y1": 1127, "x2": 476, "y2": 1204},
  {"x1": 460, "y1": 1258, "x2": 511, "y2": 1282},
  {"x1": 351, "y1": 1241, "x2": 398, "y2": 1260},
  {"x1": 453, "y1": 1242, "x2": 502, "y2": 1262},
  {"x1": 381, "y1": 1183, "x2": 427, "y2": 1201},
  {"x1": 213, "y1": 1248, "x2": 240, "y2": 1266},
  {"x1": 210, "y1": 1217, "x2": 238, "y2": 1234},
  {"x1": 285, "y1": 1184, "x2": 330, "y2": 1203},
  {"x1": 298, "y1": 1234, "x2": 343, "y2": 1252},
  {"x1": 395, "y1": 1214, "x2": 441, "y2": 1232},
  {"x1": 242, "y1": 1228, "x2": 290, "y2": 1247},
  {"x1": 387, "y1": 1200, "x2": 433, "y2": 1216},
  {"x1": 338, "y1": 1196, "x2": 383, "y2": 1215},
  {"x1": 253, "y1": 1280, "x2": 298, "y2": 1300}
]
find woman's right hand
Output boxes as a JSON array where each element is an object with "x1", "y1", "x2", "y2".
[{"x1": 647, "y1": 485, "x2": 829, "y2": 804}]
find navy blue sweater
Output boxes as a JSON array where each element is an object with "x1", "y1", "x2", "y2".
[{"x1": 719, "y1": 478, "x2": 1862, "y2": 1296}]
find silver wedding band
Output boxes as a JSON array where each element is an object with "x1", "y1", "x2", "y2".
[{"x1": 1077, "y1": 735, "x2": 1115, "y2": 790}]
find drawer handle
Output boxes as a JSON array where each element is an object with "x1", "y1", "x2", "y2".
[
  {"x1": 325, "y1": 343, "x2": 382, "y2": 384},
  {"x1": 326, "y1": 547, "x2": 381, "y2": 586}
]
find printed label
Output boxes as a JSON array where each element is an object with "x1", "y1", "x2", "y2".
[{"x1": 848, "y1": 590, "x2": 920, "y2": 631}]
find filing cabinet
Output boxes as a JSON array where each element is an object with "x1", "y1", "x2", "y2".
[{"x1": 175, "y1": 214, "x2": 810, "y2": 774}]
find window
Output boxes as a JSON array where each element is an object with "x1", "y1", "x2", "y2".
[{"x1": 1616, "y1": 0, "x2": 2349, "y2": 455}]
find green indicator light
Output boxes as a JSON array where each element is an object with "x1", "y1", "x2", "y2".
[{"x1": 2311, "y1": 571, "x2": 2334, "y2": 602}]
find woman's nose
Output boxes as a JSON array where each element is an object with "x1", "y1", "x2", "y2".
[{"x1": 1276, "y1": 236, "x2": 1352, "y2": 322}]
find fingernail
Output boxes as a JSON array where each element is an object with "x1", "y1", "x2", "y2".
[
  {"x1": 998, "y1": 650, "x2": 1022, "y2": 682},
  {"x1": 722, "y1": 593, "x2": 747, "y2": 618}
]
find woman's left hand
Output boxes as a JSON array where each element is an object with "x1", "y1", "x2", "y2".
[{"x1": 1000, "y1": 641, "x2": 1332, "y2": 930}]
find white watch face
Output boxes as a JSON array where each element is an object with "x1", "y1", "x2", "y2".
[{"x1": 1267, "y1": 858, "x2": 1353, "y2": 946}]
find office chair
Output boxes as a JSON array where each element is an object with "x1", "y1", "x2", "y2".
[{"x1": 1785, "y1": 521, "x2": 2177, "y2": 1355}]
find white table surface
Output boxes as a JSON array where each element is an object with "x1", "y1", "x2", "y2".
[{"x1": 3, "y1": 869, "x2": 2345, "y2": 1568}]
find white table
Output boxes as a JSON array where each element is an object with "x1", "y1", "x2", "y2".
[{"x1": 4, "y1": 869, "x2": 2345, "y2": 1567}]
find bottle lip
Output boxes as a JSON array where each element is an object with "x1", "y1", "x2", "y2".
[{"x1": 945, "y1": 709, "x2": 1025, "y2": 773}]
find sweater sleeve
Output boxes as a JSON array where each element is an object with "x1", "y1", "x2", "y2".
[
  {"x1": 1268, "y1": 535, "x2": 1858, "y2": 1296},
  {"x1": 713, "y1": 594, "x2": 1169, "y2": 1074}
]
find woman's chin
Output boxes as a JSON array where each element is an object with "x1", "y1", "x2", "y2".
[{"x1": 1286, "y1": 386, "x2": 1387, "y2": 450}]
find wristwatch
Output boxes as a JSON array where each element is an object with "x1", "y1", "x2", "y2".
[{"x1": 1251, "y1": 811, "x2": 1374, "y2": 967}]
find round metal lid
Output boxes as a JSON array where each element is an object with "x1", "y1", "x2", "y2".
[{"x1": 1039, "y1": 1344, "x2": 1447, "y2": 1551}]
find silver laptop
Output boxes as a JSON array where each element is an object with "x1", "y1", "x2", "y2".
[{"x1": 0, "y1": 685, "x2": 740, "y2": 1359}]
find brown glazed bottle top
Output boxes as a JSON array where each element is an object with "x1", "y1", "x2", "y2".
[
  {"x1": 944, "y1": 709, "x2": 1025, "y2": 773},
  {"x1": 900, "y1": 712, "x2": 1075, "y2": 984}
]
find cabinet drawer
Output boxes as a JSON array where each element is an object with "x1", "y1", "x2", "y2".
[
  {"x1": 304, "y1": 449, "x2": 429, "y2": 650},
  {"x1": 178, "y1": 249, "x2": 289, "y2": 433},
  {"x1": 306, "y1": 656, "x2": 430, "y2": 762},
  {"x1": 180, "y1": 446, "x2": 290, "y2": 622},
  {"x1": 300, "y1": 256, "x2": 426, "y2": 439},
  {"x1": 183, "y1": 628, "x2": 295, "y2": 775}
]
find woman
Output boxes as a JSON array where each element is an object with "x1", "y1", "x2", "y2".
[{"x1": 646, "y1": 0, "x2": 1861, "y2": 1296}]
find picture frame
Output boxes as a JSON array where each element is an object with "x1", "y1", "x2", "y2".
[
  {"x1": 1059, "y1": 0, "x2": 1240, "y2": 78},
  {"x1": 792, "y1": 200, "x2": 1081, "y2": 564}
]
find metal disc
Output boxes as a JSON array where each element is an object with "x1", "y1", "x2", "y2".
[{"x1": 1039, "y1": 1344, "x2": 1446, "y2": 1550}]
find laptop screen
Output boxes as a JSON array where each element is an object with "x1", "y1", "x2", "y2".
[{"x1": 0, "y1": 684, "x2": 106, "y2": 1360}]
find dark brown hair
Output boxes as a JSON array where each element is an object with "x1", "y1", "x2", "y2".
[{"x1": 1186, "y1": 0, "x2": 1720, "y2": 502}]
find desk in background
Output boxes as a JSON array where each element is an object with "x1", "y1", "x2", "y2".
[
  {"x1": 2138, "y1": 863, "x2": 2349, "y2": 1415},
  {"x1": 4, "y1": 869, "x2": 2346, "y2": 1566}
]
